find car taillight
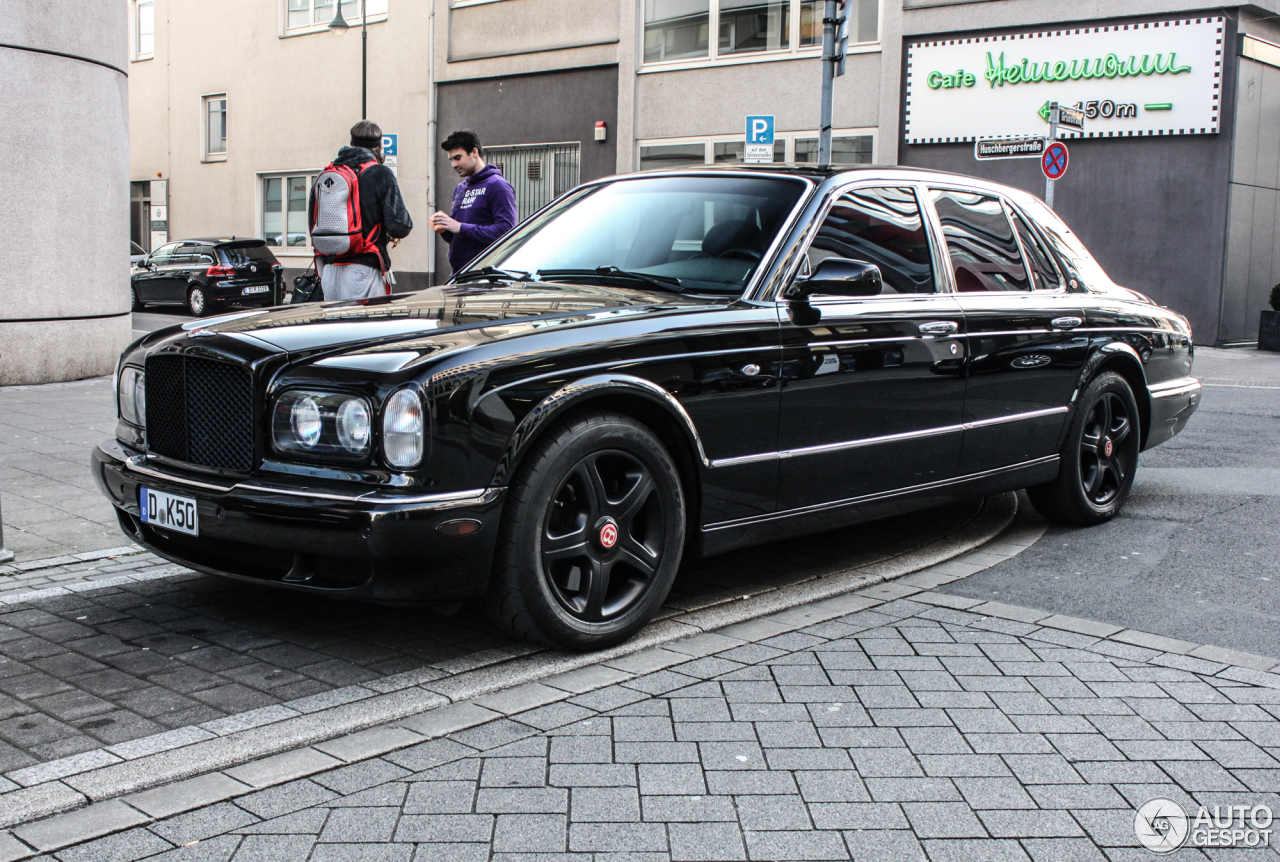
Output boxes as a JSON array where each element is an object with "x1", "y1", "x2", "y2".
[{"x1": 206, "y1": 265, "x2": 235, "y2": 277}]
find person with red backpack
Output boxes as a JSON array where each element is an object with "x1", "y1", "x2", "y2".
[{"x1": 308, "y1": 120, "x2": 413, "y2": 300}]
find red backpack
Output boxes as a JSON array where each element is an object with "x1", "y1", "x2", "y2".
[{"x1": 310, "y1": 161, "x2": 385, "y2": 269}]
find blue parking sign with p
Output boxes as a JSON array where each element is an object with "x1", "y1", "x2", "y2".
[
  {"x1": 381, "y1": 134, "x2": 398, "y2": 156},
  {"x1": 746, "y1": 116, "x2": 774, "y2": 145}
]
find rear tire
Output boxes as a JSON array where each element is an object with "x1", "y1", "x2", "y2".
[
  {"x1": 1027, "y1": 371, "x2": 1141, "y2": 526},
  {"x1": 187, "y1": 285, "x2": 207, "y2": 316},
  {"x1": 485, "y1": 409, "x2": 686, "y2": 650}
]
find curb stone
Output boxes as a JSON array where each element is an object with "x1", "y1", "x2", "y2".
[
  {"x1": 6, "y1": 582, "x2": 1280, "y2": 859},
  {"x1": 0, "y1": 493, "x2": 1022, "y2": 832}
]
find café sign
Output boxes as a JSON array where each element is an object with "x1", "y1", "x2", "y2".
[{"x1": 904, "y1": 17, "x2": 1223, "y2": 144}]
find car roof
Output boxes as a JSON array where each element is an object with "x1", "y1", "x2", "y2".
[
  {"x1": 178, "y1": 237, "x2": 269, "y2": 246},
  {"x1": 608, "y1": 163, "x2": 1042, "y2": 205}
]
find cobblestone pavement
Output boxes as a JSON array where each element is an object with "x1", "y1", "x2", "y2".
[
  {"x1": 0, "y1": 496, "x2": 997, "y2": 783},
  {"x1": 7, "y1": 590, "x2": 1279, "y2": 862},
  {"x1": 0, "y1": 377, "x2": 122, "y2": 563}
]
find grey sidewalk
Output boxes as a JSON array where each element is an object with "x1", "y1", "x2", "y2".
[{"x1": 5, "y1": 585, "x2": 1278, "y2": 862}]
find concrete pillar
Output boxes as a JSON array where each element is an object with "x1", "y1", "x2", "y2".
[{"x1": 0, "y1": 2, "x2": 131, "y2": 386}]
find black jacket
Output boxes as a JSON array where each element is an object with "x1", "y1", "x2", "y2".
[{"x1": 309, "y1": 146, "x2": 413, "y2": 271}]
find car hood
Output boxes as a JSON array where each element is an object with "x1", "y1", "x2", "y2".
[{"x1": 178, "y1": 281, "x2": 711, "y2": 360}]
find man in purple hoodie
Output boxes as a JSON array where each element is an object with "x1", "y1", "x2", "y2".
[{"x1": 430, "y1": 130, "x2": 518, "y2": 276}]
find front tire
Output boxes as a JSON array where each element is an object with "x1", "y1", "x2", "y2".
[
  {"x1": 485, "y1": 409, "x2": 686, "y2": 650},
  {"x1": 1027, "y1": 371, "x2": 1141, "y2": 525},
  {"x1": 131, "y1": 285, "x2": 144, "y2": 311},
  {"x1": 187, "y1": 285, "x2": 207, "y2": 316}
]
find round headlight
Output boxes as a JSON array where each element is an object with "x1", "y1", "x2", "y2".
[
  {"x1": 118, "y1": 367, "x2": 145, "y2": 427},
  {"x1": 382, "y1": 389, "x2": 423, "y2": 468},
  {"x1": 291, "y1": 396, "x2": 322, "y2": 448},
  {"x1": 336, "y1": 398, "x2": 371, "y2": 453}
]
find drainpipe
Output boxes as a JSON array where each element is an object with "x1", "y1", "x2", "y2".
[{"x1": 426, "y1": 0, "x2": 437, "y2": 286}]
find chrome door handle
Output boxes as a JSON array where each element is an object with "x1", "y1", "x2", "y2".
[
  {"x1": 1051, "y1": 316, "x2": 1083, "y2": 329},
  {"x1": 919, "y1": 321, "x2": 959, "y2": 335}
]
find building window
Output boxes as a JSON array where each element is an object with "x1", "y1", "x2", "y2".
[
  {"x1": 204, "y1": 96, "x2": 227, "y2": 159},
  {"x1": 136, "y1": 0, "x2": 154, "y2": 58},
  {"x1": 286, "y1": 0, "x2": 388, "y2": 32},
  {"x1": 639, "y1": 130, "x2": 873, "y2": 170},
  {"x1": 793, "y1": 134, "x2": 873, "y2": 165},
  {"x1": 644, "y1": 0, "x2": 710, "y2": 62},
  {"x1": 799, "y1": 0, "x2": 876, "y2": 48},
  {"x1": 645, "y1": 0, "x2": 877, "y2": 67},
  {"x1": 484, "y1": 143, "x2": 581, "y2": 221},
  {"x1": 719, "y1": 0, "x2": 789, "y2": 56},
  {"x1": 262, "y1": 173, "x2": 317, "y2": 248}
]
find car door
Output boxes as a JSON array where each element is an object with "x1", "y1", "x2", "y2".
[
  {"x1": 162, "y1": 243, "x2": 206, "y2": 303},
  {"x1": 772, "y1": 184, "x2": 967, "y2": 513},
  {"x1": 135, "y1": 243, "x2": 177, "y2": 302},
  {"x1": 925, "y1": 186, "x2": 1088, "y2": 475}
]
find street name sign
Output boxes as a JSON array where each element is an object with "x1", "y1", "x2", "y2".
[
  {"x1": 1042, "y1": 141, "x2": 1069, "y2": 180},
  {"x1": 1052, "y1": 104, "x2": 1086, "y2": 131},
  {"x1": 975, "y1": 136, "x2": 1048, "y2": 160},
  {"x1": 745, "y1": 115, "x2": 774, "y2": 164}
]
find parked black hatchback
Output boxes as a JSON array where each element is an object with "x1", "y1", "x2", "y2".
[{"x1": 131, "y1": 238, "x2": 282, "y2": 316}]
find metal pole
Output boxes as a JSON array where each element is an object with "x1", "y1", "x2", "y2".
[
  {"x1": 0, "y1": 491, "x2": 13, "y2": 564},
  {"x1": 1045, "y1": 101, "x2": 1059, "y2": 208},
  {"x1": 817, "y1": 0, "x2": 838, "y2": 168},
  {"x1": 361, "y1": 0, "x2": 368, "y2": 120}
]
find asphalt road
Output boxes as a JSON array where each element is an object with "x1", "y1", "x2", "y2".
[
  {"x1": 131, "y1": 308, "x2": 197, "y2": 340},
  {"x1": 941, "y1": 346, "x2": 1280, "y2": 660}
]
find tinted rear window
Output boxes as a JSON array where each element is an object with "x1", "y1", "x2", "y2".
[{"x1": 218, "y1": 244, "x2": 276, "y2": 265}]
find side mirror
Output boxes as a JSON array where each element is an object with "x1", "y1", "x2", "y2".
[{"x1": 787, "y1": 258, "x2": 883, "y2": 299}]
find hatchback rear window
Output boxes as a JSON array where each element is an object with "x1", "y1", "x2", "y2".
[{"x1": 218, "y1": 244, "x2": 276, "y2": 266}]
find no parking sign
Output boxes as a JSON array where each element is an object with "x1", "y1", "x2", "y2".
[{"x1": 1042, "y1": 141, "x2": 1069, "y2": 181}]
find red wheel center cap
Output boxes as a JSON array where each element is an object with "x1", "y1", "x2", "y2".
[
  {"x1": 1103, "y1": 439, "x2": 1114, "y2": 457},
  {"x1": 597, "y1": 519, "x2": 619, "y2": 550}
]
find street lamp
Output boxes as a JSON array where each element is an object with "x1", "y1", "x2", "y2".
[{"x1": 328, "y1": 0, "x2": 368, "y2": 120}]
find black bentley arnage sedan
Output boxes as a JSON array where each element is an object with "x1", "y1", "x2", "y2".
[{"x1": 95, "y1": 166, "x2": 1201, "y2": 649}]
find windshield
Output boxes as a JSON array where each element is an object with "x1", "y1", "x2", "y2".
[{"x1": 464, "y1": 175, "x2": 809, "y2": 295}]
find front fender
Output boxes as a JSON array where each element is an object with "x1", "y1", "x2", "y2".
[{"x1": 488, "y1": 373, "x2": 710, "y2": 487}]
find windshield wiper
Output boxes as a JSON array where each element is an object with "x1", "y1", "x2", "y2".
[
  {"x1": 536, "y1": 266, "x2": 683, "y2": 293},
  {"x1": 453, "y1": 266, "x2": 532, "y2": 283}
]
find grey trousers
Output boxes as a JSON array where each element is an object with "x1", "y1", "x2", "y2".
[{"x1": 319, "y1": 263, "x2": 387, "y2": 300}]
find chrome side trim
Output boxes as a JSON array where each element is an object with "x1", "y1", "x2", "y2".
[
  {"x1": 1149, "y1": 377, "x2": 1202, "y2": 399},
  {"x1": 964, "y1": 406, "x2": 1069, "y2": 430},
  {"x1": 121, "y1": 452, "x2": 498, "y2": 508},
  {"x1": 711, "y1": 406, "x2": 1069, "y2": 468},
  {"x1": 705, "y1": 454, "x2": 1060, "y2": 531}
]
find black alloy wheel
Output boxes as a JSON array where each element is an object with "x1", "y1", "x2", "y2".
[
  {"x1": 1078, "y1": 390, "x2": 1134, "y2": 506},
  {"x1": 542, "y1": 450, "x2": 664, "y2": 623},
  {"x1": 187, "y1": 285, "x2": 206, "y2": 316},
  {"x1": 1027, "y1": 371, "x2": 1141, "y2": 525},
  {"x1": 486, "y1": 409, "x2": 685, "y2": 650}
]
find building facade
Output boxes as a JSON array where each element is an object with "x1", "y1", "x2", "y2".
[
  {"x1": 129, "y1": 0, "x2": 1280, "y2": 344},
  {"x1": 2, "y1": 1, "x2": 130, "y2": 385}
]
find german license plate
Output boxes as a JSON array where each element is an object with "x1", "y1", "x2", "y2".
[
  {"x1": 140, "y1": 487, "x2": 199, "y2": 536},
  {"x1": 243, "y1": 285, "x2": 270, "y2": 295}
]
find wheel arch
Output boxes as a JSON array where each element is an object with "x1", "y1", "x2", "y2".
[
  {"x1": 489, "y1": 374, "x2": 708, "y2": 538},
  {"x1": 1078, "y1": 342, "x2": 1152, "y2": 449}
]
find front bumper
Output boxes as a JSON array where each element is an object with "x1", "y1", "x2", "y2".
[
  {"x1": 92, "y1": 439, "x2": 504, "y2": 602},
  {"x1": 1144, "y1": 377, "x2": 1202, "y2": 451}
]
